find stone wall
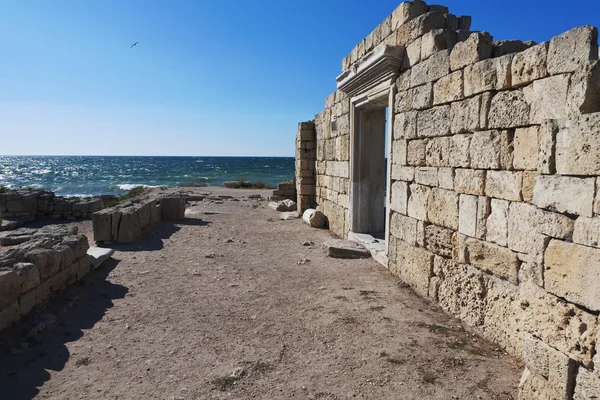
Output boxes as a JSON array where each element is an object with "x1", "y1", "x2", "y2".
[
  {"x1": 300, "y1": 1, "x2": 600, "y2": 397},
  {"x1": 296, "y1": 122, "x2": 317, "y2": 212},
  {"x1": 0, "y1": 190, "x2": 103, "y2": 222},
  {"x1": 270, "y1": 180, "x2": 297, "y2": 202},
  {"x1": 0, "y1": 226, "x2": 92, "y2": 331}
]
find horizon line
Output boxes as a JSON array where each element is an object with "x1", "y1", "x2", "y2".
[{"x1": 0, "y1": 154, "x2": 296, "y2": 158}]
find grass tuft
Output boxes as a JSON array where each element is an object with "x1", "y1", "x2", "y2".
[{"x1": 103, "y1": 186, "x2": 146, "y2": 208}]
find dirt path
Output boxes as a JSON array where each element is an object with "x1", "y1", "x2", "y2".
[{"x1": 0, "y1": 188, "x2": 521, "y2": 399}]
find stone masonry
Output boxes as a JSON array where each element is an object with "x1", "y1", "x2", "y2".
[
  {"x1": 296, "y1": 121, "x2": 317, "y2": 213},
  {"x1": 298, "y1": 1, "x2": 600, "y2": 398}
]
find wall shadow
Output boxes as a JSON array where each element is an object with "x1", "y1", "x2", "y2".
[{"x1": 0, "y1": 259, "x2": 127, "y2": 400}]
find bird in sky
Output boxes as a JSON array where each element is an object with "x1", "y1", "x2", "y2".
[{"x1": 130, "y1": 42, "x2": 139, "y2": 48}]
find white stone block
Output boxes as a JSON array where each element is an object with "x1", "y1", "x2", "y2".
[
  {"x1": 533, "y1": 175, "x2": 595, "y2": 217},
  {"x1": 486, "y1": 199, "x2": 509, "y2": 247}
]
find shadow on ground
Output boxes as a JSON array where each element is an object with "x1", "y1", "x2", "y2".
[{"x1": 0, "y1": 260, "x2": 128, "y2": 400}]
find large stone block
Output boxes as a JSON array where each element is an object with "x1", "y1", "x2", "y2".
[
  {"x1": 450, "y1": 94, "x2": 483, "y2": 134},
  {"x1": 391, "y1": 0, "x2": 428, "y2": 31},
  {"x1": 532, "y1": 175, "x2": 595, "y2": 217},
  {"x1": 514, "y1": 126, "x2": 540, "y2": 170},
  {"x1": 511, "y1": 42, "x2": 549, "y2": 87},
  {"x1": 393, "y1": 111, "x2": 417, "y2": 140},
  {"x1": 397, "y1": 11, "x2": 448, "y2": 47},
  {"x1": 522, "y1": 171, "x2": 538, "y2": 202},
  {"x1": 118, "y1": 207, "x2": 142, "y2": 244},
  {"x1": 420, "y1": 29, "x2": 455, "y2": 60},
  {"x1": 161, "y1": 196, "x2": 186, "y2": 220},
  {"x1": 486, "y1": 199, "x2": 509, "y2": 247},
  {"x1": 416, "y1": 104, "x2": 451, "y2": 138},
  {"x1": 454, "y1": 169, "x2": 485, "y2": 195},
  {"x1": 398, "y1": 243, "x2": 433, "y2": 297},
  {"x1": 414, "y1": 167, "x2": 438, "y2": 187},
  {"x1": 524, "y1": 74, "x2": 571, "y2": 124},
  {"x1": 520, "y1": 280, "x2": 598, "y2": 367},
  {"x1": 407, "y1": 139, "x2": 426, "y2": 166},
  {"x1": 427, "y1": 188, "x2": 459, "y2": 230},
  {"x1": 92, "y1": 209, "x2": 113, "y2": 242},
  {"x1": 25, "y1": 248, "x2": 62, "y2": 280},
  {"x1": 485, "y1": 171, "x2": 523, "y2": 202},
  {"x1": 437, "y1": 168, "x2": 453, "y2": 190},
  {"x1": 390, "y1": 181, "x2": 409, "y2": 214},
  {"x1": 0, "y1": 269, "x2": 20, "y2": 309},
  {"x1": 412, "y1": 83, "x2": 432, "y2": 110},
  {"x1": 433, "y1": 70, "x2": 463, "y2": 105},
  {"x1": 391, "y1": 166, "x2": 415, "y2": 181},
  {"x1": 465, "y1": 237, "x2": 520, "y2": 284},
  {"x1": 14, "y1": 262, "x2": 40, "y2": 293},
  {"x1": 450, "y1": 32, "x2": 493, "y2": 71},
  {"x1": 392, "y1": 140, "x2": 407, "y2": 165},
  {"x1": 574, "y1": 366, "x2": 600, "y2": 400},
  {"x1": 458, "y1": 194, "x2": 478, "y2": 238},
  {"x1": 488, "y1": 90, "x2": 530, "y2": 129},
  {"x1": 547, "y1": 26, "x2": 599, "y2": 75},
  {"x1": 573, "y1": 217, "x2": 600, "y2": 248},
  {"x1": 545, "y1": 240, "x2": 600, "y2": 312},
  {"x1": 0, "y1": 301, "x2": 21, "y2": 332},
  {"x1": 394, "y1": 88, "x2": 413, "y2": 113},
  {"x1": 555, "y1": 112, "x2": 600, "y2": 175},
  {"x1": 480, "y1": 277, "x2": 522, "y2": 355},
  {"x1": 470, "y1": 130, "x2": 513, "y2": 170},
  {"x1": 411, "y1": 49, "x2": 451, "y2": 87},
  {"x1": 464, "y1": 54, "x2": 514, "y2": 96},
  {"x1": 425, "y1": 135, "x2": 471, "y2": 168},
  {"x1": 61, "y1": 235, "x2": 89, "y2": 259},
  {"x1": 390, "y1": 213, "x2": 418, "y2": 245},
  {"x1": 405, "y1": 37, "x2": 421, "y2": 68},
  {"x1": 407, "y1": 183, "x2": 430, "y2": 221},
  {"x1": 425, "y1": 224, "x2": 454, "y2": 258}
]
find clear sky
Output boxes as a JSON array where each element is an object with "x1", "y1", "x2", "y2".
[{"x1": 0, "y1": 0, "x2": 598, "y2": 157}]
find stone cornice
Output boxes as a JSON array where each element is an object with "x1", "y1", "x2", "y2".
[{"x1": 336, "y1": 45, "x2": 405, "y2": 97}]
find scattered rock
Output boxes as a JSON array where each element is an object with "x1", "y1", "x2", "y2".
[
  {"x1": 323, "y1": 239, "x2": 371, "y2": 259},
  {"x1": 87, "y1": 247, "x2": 115, "y2": 269},
  {"x1": 225, "y1": 238, "x2": 234, "y2": 243},
  {"x1": 280, "y1": 211, "x2": 299, "y2": 220},
  {"x1": 248, "y1": 194, "x2": 263, "y2": 199},
  {"x1": 268, "y1": 199, "x2": 297, "y2": 212},
  {"x1": 231, "y1": 367, "x2": 245, "y2": 378},
  {"x1": 297, "y1": 259, "x2": 310, "y2": 265},
  {"x1": 302, "y1": 241, "x2": 315, "y2": 247},
  {"x1": 0, "y1": 219, "x2": 26, "y2": 232}
]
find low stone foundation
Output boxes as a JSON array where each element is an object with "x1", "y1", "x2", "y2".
[
  {"x1": 0, "y1": 225, "x2": 93, "y2": 331},
  {"x1": 270, "y1": 180, "x2": 296, "y2": 202}
]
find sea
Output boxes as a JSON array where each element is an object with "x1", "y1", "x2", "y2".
[{"x1": 0, "y1": 156, "x2": 295, "y2": 197}]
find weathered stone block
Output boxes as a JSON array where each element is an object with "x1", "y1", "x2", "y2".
[
  {"x1": 547, "y1": 26, "x2": 599, "y2": 75},
  {"x1": 574, "y1": 366, "x2": 600, "y2": 400},
  {"x1": 0, "y1": 301, "x2": 21, "y2": 332},
  {"x1": 420, "y1": 29, "x2": 455, "y2": 60},
  {"x1": 545, "y1": 240, "x2": 600, "y2": 312},
  {"x1": 390, "y1": 213, "x2": 418, "y2": 245},
  {"x1": 524, "y1": 74, "x2": 571, "y2": 124},
  {"x1": 521, "y1": 171, "x2": 538, "y2": 203},
  {"x1": 416, "y1": 104, "x2": 451, "y2": 138},
  {"x1": 390, "y1": 181, "x2": 409, "y2": 215},
  {"x1": 485, "y1": 170, "x2": 522, "y2": 201},
  {"x1": 555, "y1": 112, "x2": 600, "y2": 175},
  {"x1": 486, "y1": 199, "x2": 509, "y2": 247},
  {"x1": 458, "y1": 194, "x2": 478, "y2": 238},
  {"x1": 433, "y1": 70, "x2": 463, "y2": 105},
  {"x1": 425, "y1": 135, "x2": 471, "y2": 168},
  {"x1": 411, "y1": 49, "x2": 451, "y2": 87},
  {"x1": 427, "y1": 188, "x2": 459, "y2": 230},
  {"x1": 405, "y1": 37, "x2": 421, "y2": 67},
  {"x1": 470, "y1": 130, "x2": 513, "y2": 169},
  {"x1": 437, "y1": 168, "x2": 454, "y2": 190},
  {"x1": 425, "y1": 224, "x2": 453, "y2": 258},
  {"x1": 533, "y1": 175, "x2": 595, "y2": 217},
  {"x1": 465, "y1": 237, "x2": 519, "y2": 284},
  {"x1": 573, "y1": 217, "x2": 600, "y2": 248},
  {"x1": 407, "y1": 183, "x2": 430, "y2": 221},
  {"x1": 464, "y1": 54, "x2": 514, "y2": 96},
  {"x1": 450, "y1": 94, "x2": 482, "y2": 134},
  {"x1": 511, "y1": 42, "x2": 549, "y2": 87},
  {"x1": 397, "y1": 11, "x2": 448, "y2": 46},
  {"x1": 492, "y1": 40, "x2": 534, "y2": 57},
  {"x1": 53, "y1": 244, "x2": 75, "y2": 270},
  {"x1": 391, "y1": 166, "x2": 415, "y2": 181},
  {"x1": 514, "y1": 126, "x2": 540, "y2": 170},
  {"x1": 391, "y1": 0, "x2": 428, "y2": 31},
  {"x1": 14, "y1": 262, "x2": 40, "y2": 293},
  {"x1": 393, "y1": 111, "x2": 417, "y2": 140},
  {"x1": 398, "y1": 242, "x2": 433, "y2": 297},
  {"x1": 454, "y1": 169, "x2": 485, "y2": 195},
  {"x1": 392, "y1": 140, "x2": 407, "y2": 165},
  {"x1": 412, "y1": 83, "x2": 432, "y2": 110},
  {"x1": 414, "y1": 167, "x2": 438, "y2": 186},
  {"x1": 118, "y1": 207, "x2": 142, "y2": 244},
  {"x1": 25, "y1": 248, "x2": 62, "y2": 280},
  {"x1": 407, "y1": 139, "x2": 426, "y2": 166},
  {"x1": 61, "y1": 235, "x2": 89, "y2": 260},
  {"x1": 538, "y1": 119, "x2": 559, "y2": 174},
  {"x1": 521, "y1": 280, "x2": 598, "y2": 367},
  {"x1": 394, "y1": 87, "x2": 413, "y2": 113},
  {"x1": 0, "y1": 269, "x2": 20, "y2": 309},
  {"x1": 488, "y1": 90, "x2": 530, "y2": 129},
  {"x1": 92, "y1": 209, "x2": 112, "y2": 242},
  {"x1": 450, "y1": 32, "x2": 493, "y2": 71},
  {"x1": 161, "y1": 196, "x2": 185, "y2": 220}
]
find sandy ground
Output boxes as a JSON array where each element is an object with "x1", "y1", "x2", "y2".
[{"x1": 0, "y1": 187, "x2": 521, "y2": 399}]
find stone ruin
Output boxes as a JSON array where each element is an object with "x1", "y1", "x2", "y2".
[
  {"x1": 295, "y1": 1, "x2": 600, "y2": 398},
  {"x1": 270, "y1": 179, "x2": 297, "y2": 202}
]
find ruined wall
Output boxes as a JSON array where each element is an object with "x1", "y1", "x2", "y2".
[
  {"x1": 0, "y1": 190, "x2": 103, "y2": 222},
  {"x1": 302, "y1": 1, "x2": 600, "y2": 398},
  {"x1": 295, "y1": 122, "x2": 317, "y2": 213}
]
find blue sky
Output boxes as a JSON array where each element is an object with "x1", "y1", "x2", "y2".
[{"x1": 0, "y1": 0, "x2": 598, "y2": 157}]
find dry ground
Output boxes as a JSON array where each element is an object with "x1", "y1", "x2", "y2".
[{"x1": 0, "y1": 187, "x2": 521, "y2": 399}]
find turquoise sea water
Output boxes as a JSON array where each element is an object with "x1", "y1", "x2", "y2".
[{"x1": 0, "y1": 156, "x2": 295, "y2": 196}]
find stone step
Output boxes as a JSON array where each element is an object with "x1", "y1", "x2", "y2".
[
  {"x1": 323, "y1": 239, "x2": 371, "y2": 259},
  {"x1": 87, "y1": 247, "x2": 115, "y2": 269}
]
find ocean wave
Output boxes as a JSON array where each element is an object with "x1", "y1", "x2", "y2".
[{"x1": 118, "y1": 183, "x2": 161, "y2": 191}]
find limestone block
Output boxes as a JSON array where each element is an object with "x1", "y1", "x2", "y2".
[
  {"x1": 521, "y1": 280, "x2": 598, "y2": 367},
  {"x1": 454, "y1": 169, "x2": 485, "y2": 195},
  {"x1": 416, "y1": 104, "x2": 450, "y2": 138},
  {"x1": 392, "y1": 140, "x2": 407, "y2": 165},
  {"x1": 452, "y1": 232, "x2": 468, "y2": 263},
  {"x1": 574, "y1": 366, "x2": 600, "y2": 400},
  {"x1": 14, "y1": 262, "x2": 40, "y2": 293},
  {"x1": 522, "y1": 171, "x2": 538, "y2": 202},
  {"x1": 396, "y1": 70, "x2": 411, "y2": 92},
  {"x1": 465, "y1": 237, "x2": 520, "y2": 284},
  {"x1": 568, "y1": 59, "x2": 600, "y2": 116},
  {"x1": 395, "y1": 86, "x2": 413, "y2": 114},
  {"x1": 464, "y1": 54, "x2": 514, "y2": 96},
  {"x1": 61, "y1": 235, "x2": 89, "y2": 259},
  {"x1": 437, "y1": 168, "x2": 454, "y2": 190},
  {"x1": 458, "y1": 194, "x2": 478, "y2": 238},
  {"x1": 425, "y1": 224, "x2": 454, "y2": 258},
  {"x1": 434, "y1": 257, "x2": 486, "y2": 327},
  {"x1": 397, "y1": 11, "x2": 447, "y2": 46},
  {"x1": 470, "y1": 130, "x2": 513, "y2": 170},
  {"x1": 485, "y1": 171, "x2": 522, "y2": 202},
  {"x1": 398, "y1": 242, "x2": 433, "y2": 297},
  {"x1": 416, "y1": 220, "x2": 426, "y2": 247},
  {"x1": 0, "y1": 269, "x2": 20, "y2": 309},
  {"x1": 486, "y1": 199, "x2": 509, "y2": 247},
  {"x1": 427, "y1": 188, "x2": 459, "y2": 230},
  {"x1": 335, "y1": 135, "x2": 350, "y2": 161},
  {"x1": 420, "y1": 29, "x2": 455, "y2": 60},
  {"x1": 555, "y1": 112, "x2": 600, "y2": 175},
  {"x1": 450, "y1": 32, "x2": 493, "y2": 71},
  {"x1": 545, "y1": 240, "x2": 600, "y2": 312},
  {"x1": 161, "y1": 196, "x2": 185, "y2": 220},
  {"x1": 574, "y1": 217, "x2": 600, "y2": 248},
  {"x1": 410, "y1": 49, "x2": 450, "y2": 87},
  {"x1": 511, "y1": 42, "x2": 549, "y2": 87},
  {"x1": 547, "y1": 26, "x2": 599, "y2": 75},
  {"x1": 538, "y1": 119, "x2": 559, "y2": 174},
  {"x1": 405, "y1": 37, "x2": 421, "y2": 67},
  {"x1": 425, "y1": 135, "x2": 471, "y2": 168},
  {"x1": 524, "y1": 74, "x2": 571, "y2": 124},
  {"x1": 407, "y1": 183, "x2": 430, "y2": 221},
  {"x1": 450, "y1": 94, "x2": 482, "y2": 134},
  {"x1": 53, "y1": 244, "x2": 75, "y2": 270},
  {"x1": 390, "y1": 181, "x2": 409, "y2": 215},
  {"x1": 407, "y1": 139, "x2": 426, "y2": 166},
  {"x1": 514, "y1": 126, "x2": 540, "y2": 170},
  {"x1": 415, "y1": 167, "x2": 438, "y2": 186},
  {"x1": 0, "y1": 301, "x2": 21, "y2": 332},
  {"x1": 25, "y1": 248, "x2": 62, "y2": 280},
  {"x1": 533, "y1": 175, "x2": 595, "y2": 217},
  {"x1": 476, "y1": 196, "x2": 490, "y2": 240},
  {"x1": 391, "y1": 0, "x2": 428, "y2": 31},
  {"x1": 390, "y1": 213, "x2": 418, "y2": 245},
  {"x1": 433, "y1": 70, "x2": 463, "y2": 105},
  {"x1": 458, "y1": 16, "x2": 471, "y2": 30},
  {"x1": 391, "y1": 166, "x2": 415, "y2": 181},
  {"x1": 393, "y1": 111, "x2": 417, "y2": 139},
  {"x1": 492, "y1": 40, "x2": 534, "y2": 57},
  {"x1": 327, "y1": 161, "x2": 349, "y2": 178},
  {"x1": 92, "y1": 209, "x2": 113, "y2": 242},
  {"x1": 596, "y1": 177, "x2": 600, "y2": 216},
  {"x1": 118, "y1": 207, "x2": 142, "y2": 244},
  {"x1": 488, "y1": 90, "x2": 530, "y2": 129},
  {"x1": 412, "y1": 83, "x2": 432, "y2": 110}
]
